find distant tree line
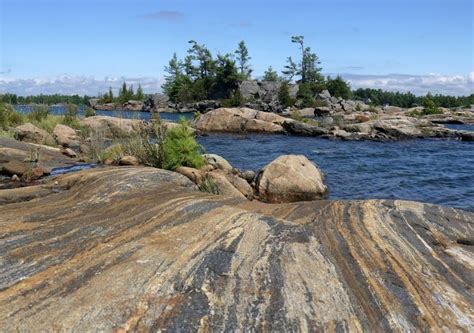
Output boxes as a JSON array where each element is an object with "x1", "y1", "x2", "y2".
[
  {"x1": 0, "y1": 93, "x2": 91, "y2": 105},
  {"x1": 98, "y1": 82, "x2": 145, "y2": 104},
  {"x1": 352, "y1": 88, "x2": 473, "y2": 108}
]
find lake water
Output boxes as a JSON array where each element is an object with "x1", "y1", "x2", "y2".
[
  {"x1": 198, "y1": 134, "x2": 474, "y2": 212},
  {"x1": 12, "y1": 105, "x2": 474, "y2": 211},
  {"x1": 13, "y1": 105, "x2": 194, "y2": 122}
]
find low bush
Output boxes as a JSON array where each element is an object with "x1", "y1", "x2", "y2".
[
  {"x1": 162, "y1": 119, "x2": 205, "y2": 170},
  {"x1": 27, "y1": 105, "x2": 49, "y2": 122},
  {"x1": 85, "y1": 107, "x2": 96, "y2": 117},
  {"x1": 0, "y1": 102, "x2": 25, "y2": 129},
  {"x1": 198, "y1": 174, "x2": 219, "y2": 194}
]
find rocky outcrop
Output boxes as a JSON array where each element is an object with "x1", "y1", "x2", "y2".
[
  {"x1": 0, "y1": 138, "x2": 77, "y2": 179},
  {"x1": 53, "y1": 124, "x2": 80, "y2": 148},
  {"x1": 122, "y1": 100, "x2": 144, "y2": 111},
  {"x1": 282, "y1": 120, "x2": 328, "y2": 136},
  {"x1": 256, "y1": 155, "x2": 328, "y2": 202},
  {"x1": 194, "y1": 107, "x2": 286, "y2": 134},
  {"x1": 93, "y1": 103, "x2": 116, "y2": 111},
  {"x1": 15, "y1": 123, "x2": 55, "y2": 146},
  {"x1": 239, "y1": 80, "x2": 298, "y2": 112},
  {"x1": 81, "y1": 116, "x2": 147, "y2": 138},
  {"x1": 0, "y1": 167, "x2": 472, "y2": 331}
]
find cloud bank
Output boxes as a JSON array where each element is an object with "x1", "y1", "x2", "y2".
[
  {"x1": 0, "y1": 73, "x2": 472, "y2": 97},
  {"x1": 339, "y1": 72, "x2": 474, "y2": 96},
  {"x1": 0, "y1": 76, "x2": 164, "y2": 96}
]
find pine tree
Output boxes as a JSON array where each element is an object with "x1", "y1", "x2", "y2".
[
  {"x1": 282, "y1": 36, "x2": 323, "y2": 84},
  {"x1": 135, "y1": 84, "x2": 144, "y2": 101},
  {"x1": 263, "y1": 66, "x2": 280, "y2": 82},
  {"x1": 234, "y1": 40, "x2": 252, "y2": 80}
]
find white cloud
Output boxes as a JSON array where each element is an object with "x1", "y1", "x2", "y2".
[
  {"x1": 0, "y1": 73, "x2": 473, "y2": 97},
  {"x1": 0, "y1": 76, "x2": 164, "y2": 96},
  {"x1": 338, "y1": 73, "x2": 474, "y2": 96}
]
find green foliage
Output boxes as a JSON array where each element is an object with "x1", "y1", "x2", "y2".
[
  {"x1": 296, "y1": 82, "x2": 325, "y2": 107},
  {"x1": 85, "y1": 107, "x2": 96, "y2": 117},
  {"x1": 0, "y1": 102, "x2": 25, "y2": 129},
  {"x1": 422, "y1": 93, "x2": 442, "y2": 115},
  {"x1": 135, "y1": 84, "x2": 145, "y2": 101},
  {"x1": 27, "y1": 105, "x2": 49, "y2": 122},
  {"x1": 100, "y1": 87, "x2": 114, "y2": 104},
  {"x1": 221, "y1": 90, "x2": 246, "y2": 107},
  {"x1": 263, "y1": 66, "x2": 280, "y2": 81},
  {"x1": 0, "y1": 93, "x2": 90, "y2": 105},
  {"x1": 30, "y1": 115, "x2": 63, "y2": 134},
  {"x1": 278, "y1": 82, "x2": 296, "y2": 107},
  {"x1": 326, "y1": 75, "x2": 352, "y2": 99},
  {"x1": 282, "y1": 36, "x2": 323, "y2": 84},
  {"x1": 0, "y1": 128, "x2": 16, "y2": 139},
  {"x1": 198, "y1": 174, "x2": 219, "y2": 194},
  {"x1": 63, "y1": 103, "x2": 78, "y2": 126},
  {"x1": 162, "y1": 119, "x2": 205, "y2": 170},
  {"x1": 235, "y1": 40, "x2": 252, "y2": 80},
  {"x1": 290, "y1": 110, "x2": 320, "y2": 126}
]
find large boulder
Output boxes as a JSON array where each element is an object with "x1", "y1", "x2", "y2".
[
  {"x1": 15, "y1": 123, "x2": 55, "y2": 146},
  {"x1": 122, "y1": 100, "x2": 144, "y2": 112},
  {"x1": 93, "y1": 103, "x2": 116, "y2": 111},
  {"x1": 53, "y1": 124, "x2": 80, "y2": 148},
  {"x1": 80, "y1": 116, "x2": 147, "y2": 138},
  {"x1": 194, "y1": 108, "x2": 286, "y2": 134},
  {"x1": 207, "y1": 170, "x2": 246, "y2": 199},
  {"x1": 257, "y1": 155, "x2": 328, "y2": 203}
]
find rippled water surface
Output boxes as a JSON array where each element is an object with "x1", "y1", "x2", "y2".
[
  {"x1": 198, "y1": 134, "x2": 474, "y2": 211},
  {"x1": 13, "y1": 105, "x2": 474, "y2": 211}
]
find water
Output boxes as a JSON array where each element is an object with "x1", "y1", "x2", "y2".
[
  {"x1": 11, "y1": 105, "x2": 474, "y2": 211},
  {"x1": 13, "y1": 105, "x2": 194, "y2": 122},
  {"x1": 50, "y1": 163, "x2": 97, "y2": 176},
  {"x1": 198, "y1": 134, "x2": 474, "y2": 212},
  {"x1": 443, "y1": 123, "x2": 474, "y2": 131}
]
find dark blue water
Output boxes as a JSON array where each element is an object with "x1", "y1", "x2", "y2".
[
  {"x1": 50, "y1": 163, "x2": 97, "y2": 176},
  {"x1": 198, "y1": 134, "x2": 474, "y2": 211},
  {"x1": 443, "y1": 123, "x2": 474, "y2": 131},
  {"x1": 13, "y1": 105, "x2": 193, "y2": 122}
]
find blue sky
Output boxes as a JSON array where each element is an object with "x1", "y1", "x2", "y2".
[{"x1": 0, "y1": 0, "x2": 473, "y2": 95}]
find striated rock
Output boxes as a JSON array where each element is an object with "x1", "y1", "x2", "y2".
[
  {"x1": 207, "y1": 170, "x2": 246, "y2": 199},
  {"x1": 60, "y1": 147, "x2": 77, "y2": 158},
  {"x1": 81, "y1": 116, "x2": 147, "y2": 138},
  {"x1": 203, "y1": 153, "x2": 233, "y2": 172},
  {"x1": 1, "y1": 160, "x2": 29, "y2": 177},
  {"x1": 194, "y1": 108, "x2": 285, "y2": 134},
  {"x1": 119, "y1": 155, "x2": 140, "y2": 166},
  {"x1": 0, "y1": 167, "x2": 472, "y2": 331},
  {"x1": 53, "y1": 124, "x2": 80, "y2": 148},
  {"x1": 257, "y1": 155, "x2": 328, "y2": 203},
  {"x1": 223, "y1": 172, "x2": 254, "y2": 199},
  {"x1": 0, "y1": 138, "x2": 78, "y2": 172},
  {"x1": 176, "y1": 166, "x2": 203, "y2": 184},
  {"x1": 15, "y1": 123, "x2": 55, "y2": 146}
]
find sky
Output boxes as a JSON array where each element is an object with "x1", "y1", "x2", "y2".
[{"x1": 0, "y1": 0, "x2": 473, "y2": 96}]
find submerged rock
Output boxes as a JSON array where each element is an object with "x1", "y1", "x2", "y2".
[
  {"x1": 257, "y1": 154, "x2": 328, "y2": 203},
  {"x1": 0, "y1": 167, "x2": 472, "y2": 331}
]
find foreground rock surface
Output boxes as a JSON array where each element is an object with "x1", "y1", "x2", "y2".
[{"x1": 0, "y1": 167, "x2": 472, "y2": 331}]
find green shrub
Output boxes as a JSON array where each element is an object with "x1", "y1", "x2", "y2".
[
  {"x1": 279, "y1": 82, "x2": 296, "y2": 107},
  {"x1": 221, "y1": 90, "x2": 246, "y2": 107},
  {"x1": 85, "y1": 107, "x2": 96, "y2": 117},
  {"x1": 64, "y1": 103, "x2": 78, "y2": 126},
  {"x1": 30, "y1": 115, "x2": 63, "y2": 134},
  {"x1": 162, "y1": 119, "x2": 205, "y2": 170},
  {"x1": 0, "y1": 129, "x2": 16, "y2": 139},
  {"x1": 27, "y1": 105, "x2": 50, "y2": 122},
  {"x1": 0, "y1": 102, "x2": 25, "y2": 129},
  {"x1": 198, "y1": 174, "x2": 219, "y2": 194}
]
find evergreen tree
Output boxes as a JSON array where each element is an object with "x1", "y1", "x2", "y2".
[
  {"x1": 235, "y1": 40, "x2": 252, "y2": 79},
  {"x1": 135, "y1": 84, "x2": 144, "y2": 101},
  {"x1": 282, "y1": 36, "x2": 323, "y2": 84},
  {"x1": 212, "y1": 53, "x2": 240, "y2": 99},
  {"x1": 263, "y1": 66, "x2": 280, "y2": 81},
  {"x1": 326, "y1": 75, "x2": 352, "y2": 99},
  {"x1": 118, "y1": 82, "x2": 129, "y2": 104},
  {"x1": 108, "y1": 87, "x2": 114, "y2": 102}
]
